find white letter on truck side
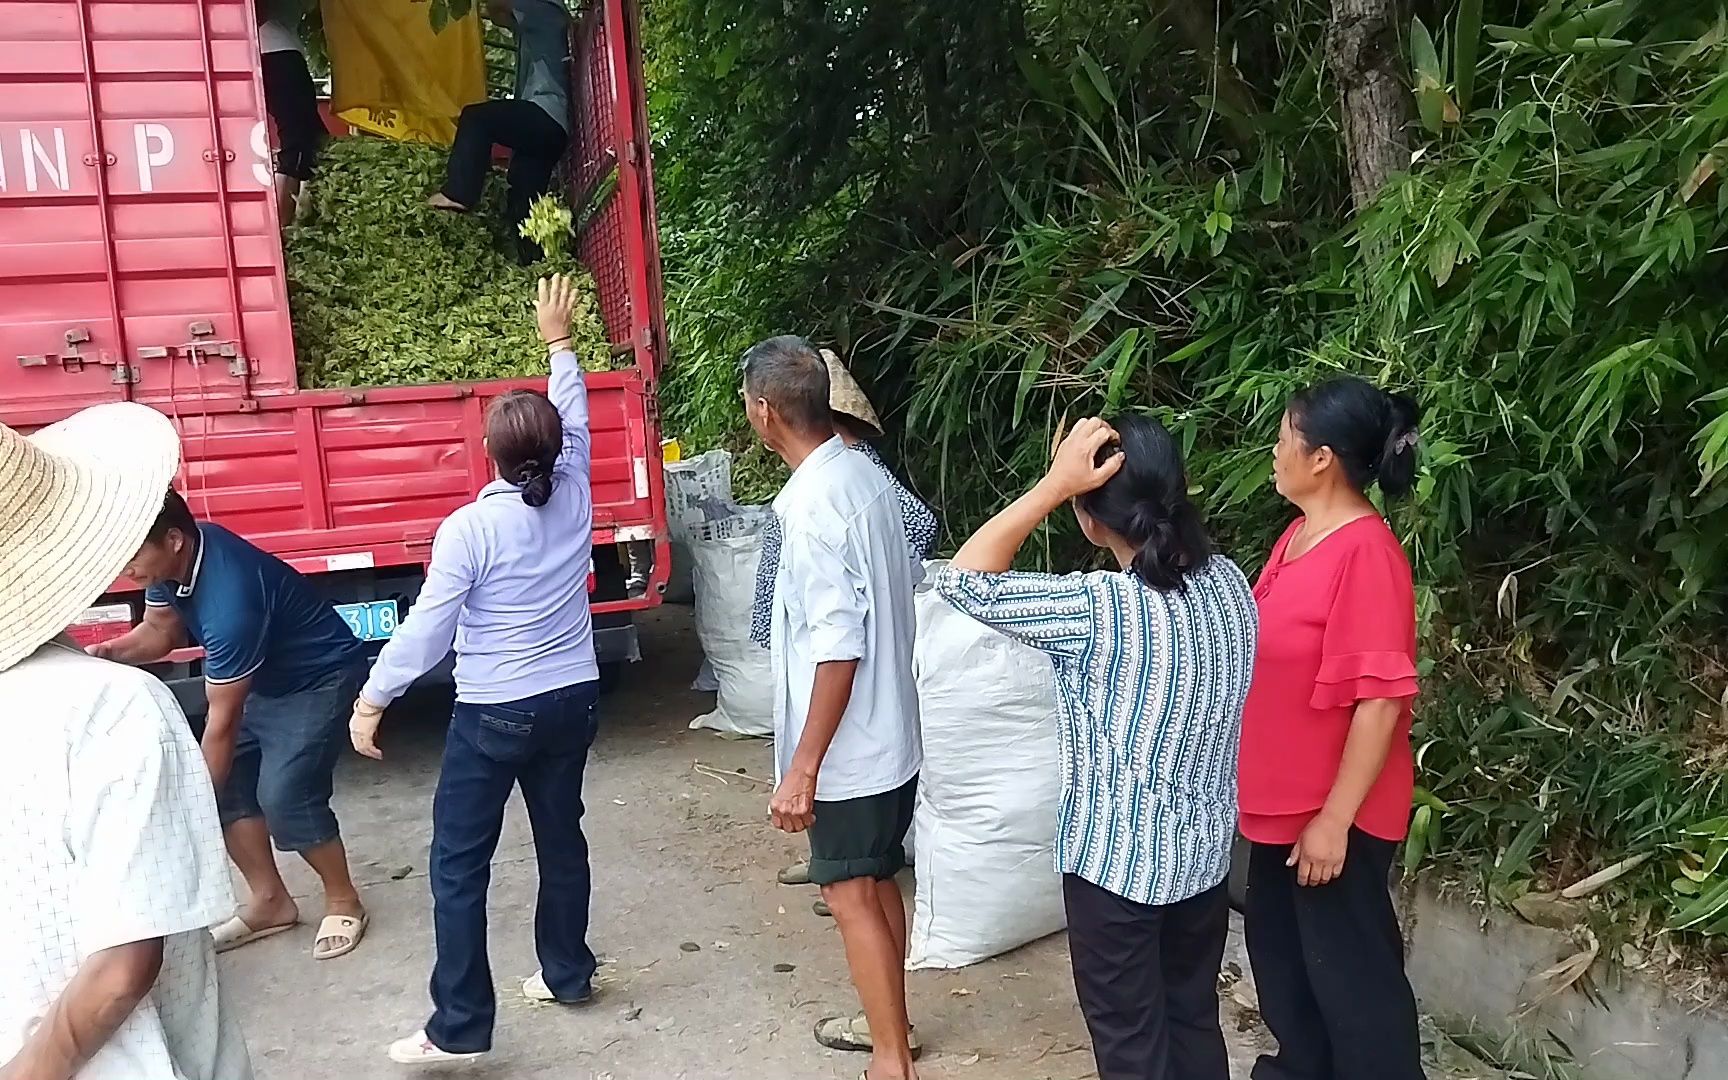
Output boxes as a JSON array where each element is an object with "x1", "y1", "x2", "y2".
[
  {"x1": 134, "y1": 124, "x2": 174, "y2": 192},
  {"x1": 251, "y1": 121, "x2": 272, "y2": 187},
  {"x1": 21, "y1": 128, "x2": 69, "y2": 192}
]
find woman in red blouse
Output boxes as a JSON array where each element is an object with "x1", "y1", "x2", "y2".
[{"x1": 1239, "y1": 376, "x2": 1426, "y2": 1080}]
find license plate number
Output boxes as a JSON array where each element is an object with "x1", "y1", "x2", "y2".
[{"x1": 334, "y1": 600, "x2": 399, "y2": 642}]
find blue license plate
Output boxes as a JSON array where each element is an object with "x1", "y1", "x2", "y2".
[{"x1": 334, "y1": 600, "x2": 400, "y2": 642}]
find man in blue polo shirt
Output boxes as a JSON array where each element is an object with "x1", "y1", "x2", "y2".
[{"x1": 94, "y1": 489, "x2": 371, "y2": 961}]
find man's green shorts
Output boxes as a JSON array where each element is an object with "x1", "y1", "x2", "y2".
[{"x1": 806, "y1": 775, "x2": 918, "y2": 886}]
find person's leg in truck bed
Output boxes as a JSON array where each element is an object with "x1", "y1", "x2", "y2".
[
  {"x1": 260, "y1": 48, "x2": 324, "y2": 228},
  {"x1": 434, "y1": 100, "x2": 512, "y2": 213},
  {"x1": 500, "y1": 106, "x2": 569, "y2": 263},
  {"x1": 430, "y1": 99, "x2": 568, "y2": 260}
]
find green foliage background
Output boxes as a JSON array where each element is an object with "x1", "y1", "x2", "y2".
[{"x1": 647, "y1": 0, "x2": 1728, "y2": 950}]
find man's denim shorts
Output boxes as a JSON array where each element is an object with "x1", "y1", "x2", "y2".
[{"x1": 217, "y1": 662, "x2": 365, "y2": 853}]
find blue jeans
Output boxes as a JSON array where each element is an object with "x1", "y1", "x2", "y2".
[
  {"x1": 218, "y1": 662, "x2": 364, "y2": 853},
  {"x1": 424, "y1": 680, "x2": 601, "y2": 1054}
]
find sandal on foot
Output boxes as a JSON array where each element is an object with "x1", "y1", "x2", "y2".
[
  {"x1": 387, "y1": 1030, "x2": 484, "y2": 1064},
  {"x1": 312, "y1": 913, "x2": 368, "y2": 960},
  {"x1": 211, "y1": 914, "x2": 297, "y2": 954},
  {"x1": 814, "y1": 1014, "x2": 922, "y2": 1059}
]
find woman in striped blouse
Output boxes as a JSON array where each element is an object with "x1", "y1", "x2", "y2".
[{"x1": 935, "y1": 416, "x2": 1258, "y2": 1080}]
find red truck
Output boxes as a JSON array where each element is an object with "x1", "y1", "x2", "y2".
[{"x1": 0, "y1": 0, "x2": 671, "y2": 709}]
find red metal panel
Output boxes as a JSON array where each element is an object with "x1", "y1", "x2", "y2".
[
  {"x1": 566, "y1": 0, "x2": 671, "y2": 553},
  {"x1": 0, "y1": 0, "x2": 297, "y2": 414},
  {"x1": 5, "y1": 1, "x2": 670, "y2": 615}
]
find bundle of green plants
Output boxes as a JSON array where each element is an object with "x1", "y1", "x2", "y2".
[{"x1": 285, "y1": 135, "x2": 610, "y2": 388}]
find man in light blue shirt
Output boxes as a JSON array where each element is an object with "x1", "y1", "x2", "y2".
[{"x1": 743, "y1": 335, "x2": 924, "y2": 1080}]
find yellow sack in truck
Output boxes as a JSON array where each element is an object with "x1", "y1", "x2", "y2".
[{"x1": 322, "y1": 0, "x2": 487, "y2": 146}]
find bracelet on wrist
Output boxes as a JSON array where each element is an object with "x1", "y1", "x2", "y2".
[{"x1": 544, "y1": 337, "x2": 572, "y2": 350}]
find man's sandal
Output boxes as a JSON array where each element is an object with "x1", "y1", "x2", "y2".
[
  {"x1": 211, "y1": 914, "x2": 297, "y2": 954},
  {"x1": 312, "y1": 913, "x2": 368, "y2": 960},
  {"x1": 814, "y1": 1014, "x2": 923, "y2": 1059}
]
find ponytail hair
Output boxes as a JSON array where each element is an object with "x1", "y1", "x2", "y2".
[
  {"x1": 1287, "y1": 377, "x2": 1421, "y2": 500},
  {"x1": 1076, "y1": 415, "x2": 1214, "y2": 591},
  {"x1": 513, "y1": 459, "x2": 555, "y2": 508},
  {"x1": 485, "y1": 390, "x2": 563, "y2": 509}
]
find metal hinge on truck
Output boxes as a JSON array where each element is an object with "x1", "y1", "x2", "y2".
[
  {"x1": 136, "y1": 321, "x2": 251, "y2": 380},
  {"x1": 16, "y1": 327, "x2": 139, "y2": 384}
]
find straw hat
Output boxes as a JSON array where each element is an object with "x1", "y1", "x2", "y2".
[
  {"x1": 0, "y1": 403, "x2": 182, "y2": 672},
  {"x1": 820, "y1": 348, "x2": 883, "y2": 439}
]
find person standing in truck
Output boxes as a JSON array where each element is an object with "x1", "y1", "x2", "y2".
[
  {"x1": 256, "y1": 0, "x2": 325, "y2": 228},
  {"x1": 0, "y1": 403, "x2": 253, "y2": 1080},
  {"x1": 346, "y1": 275, "x2": 603, "y2": 1066},
  {"x1": 429, "y1": 0, "x2": 573, "y2": 263},
  {"x1": 91, "y1": 493, "x2": 371, "y2": 964}
]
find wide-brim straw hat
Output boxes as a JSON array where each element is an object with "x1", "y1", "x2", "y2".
[
  {"x1": 0, "y1": 403, "x2": 182, "y2": 672},
  {"x1": 820, "y1": 348, "x2": 883, "y2": 439}
]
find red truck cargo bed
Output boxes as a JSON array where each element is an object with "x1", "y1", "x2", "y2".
[{"x1": 0, "y1": 0, "x2": 671, "y2": 615}]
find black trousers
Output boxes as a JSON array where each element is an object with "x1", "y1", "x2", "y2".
[
  {"x1": 1244, "y1": 830, "x2": 1427, "y2": 1080},
  {"x1": 441, "y1": 99, "x2": 569, "y2": 256},
  {"x1": 260, "y1": 50, "x2": 325, "y2": 181},
  {"x1": 1064, "y1": 875, "x2": 1231, "y2": 1080}
]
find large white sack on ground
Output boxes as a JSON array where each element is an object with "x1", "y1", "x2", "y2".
[
  {"x1": 908, "y1": 566, "x2": 1065, "y2": 970},
  {"x1": 688, "y1": 529, "x2": 776, "y2": 738}
]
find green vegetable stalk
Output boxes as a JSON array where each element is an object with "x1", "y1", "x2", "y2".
[
  {"x1": 519, "y1": 193, "x2": 574, "y2": 261},
  {"x1": 285, "y1": 136, "x2": 611, "y2": 388}
]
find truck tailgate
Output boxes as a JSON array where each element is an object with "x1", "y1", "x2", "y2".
[
  {"x1": 2, "y1": 0, "x2": 671, "y2": 609},
  {"x1": 0, "y1": 0, "x2": 296, "y2": 413}
]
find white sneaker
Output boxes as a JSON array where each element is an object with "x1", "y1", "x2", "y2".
[
  {"x1": 386, "y1": 1030, "x2": 485, "y2": 1065},
  {"x1": 522, "y1": 970, "x2": 594, "y2": 1004}
]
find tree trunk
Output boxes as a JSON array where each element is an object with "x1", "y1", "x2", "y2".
[{"x1": 1328, "y1": 0, "x2": 1410, "y2": 211}]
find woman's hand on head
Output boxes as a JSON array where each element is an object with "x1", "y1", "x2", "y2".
[
  {"x1": 535, "y1": 274, "x2": 576, "y2": 345},
  {"x1": 1042, "y1": 417, "x2": 1124, "y2": 500}
]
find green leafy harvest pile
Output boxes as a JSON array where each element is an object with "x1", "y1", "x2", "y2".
[{"x1": 285, "y1": 135, "x2": 610, "y2": 388}]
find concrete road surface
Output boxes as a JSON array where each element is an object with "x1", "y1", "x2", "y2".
[{"x1": 221, "y1": 606, "x2": 1469, "y2": 1080}]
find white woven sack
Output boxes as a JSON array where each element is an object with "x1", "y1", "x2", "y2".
[
  {"x1": 665, "y1": 450, "x2": 734, "y2": 543},
  {"x1": 908, "y1": 565, "x2": 1065, "y2": 969},
  {"x1": 688, "y1": 531, "x2": 775, "y2": 738}
]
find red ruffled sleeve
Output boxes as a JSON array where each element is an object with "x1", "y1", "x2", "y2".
[{"x1": 1309, "y1": 534, "x2": 1419, "y2": 711}]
